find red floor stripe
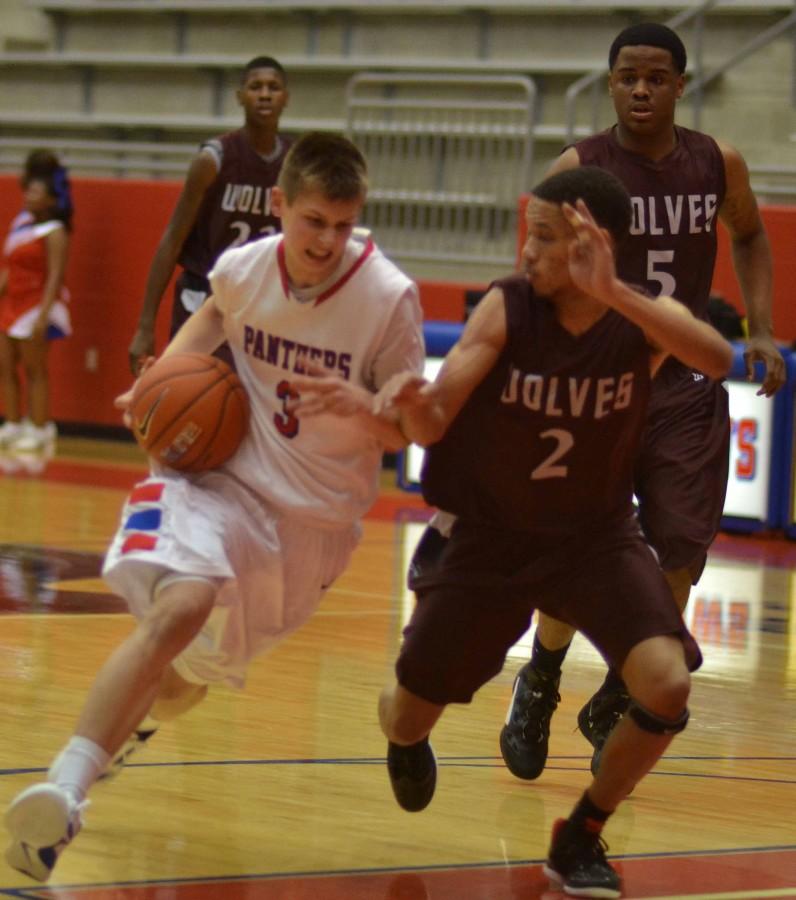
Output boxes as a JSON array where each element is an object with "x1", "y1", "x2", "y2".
[
  {"x1": 2, "y1": 456, "x2": 433, "y2": 521},
  {"x1": 20, "y1": 848, "x2": 796, "y2": 899}
]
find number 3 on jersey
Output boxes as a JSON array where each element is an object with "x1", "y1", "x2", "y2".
[{"x1": 275, "y1": 380, "x2": 299, "y2": 438}]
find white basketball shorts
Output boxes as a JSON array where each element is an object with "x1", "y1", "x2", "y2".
[{"x1": 103, "y1": 474, "x2": 360, "y2": 688}]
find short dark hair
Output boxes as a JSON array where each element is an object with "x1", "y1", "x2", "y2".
[
  {"x1": 609, "y1": 23, "x2": 687, "y2": 74},
  {"x1": 532, "y1": 166, "x2": 631, "y2": 245},
  {"x1": 277, "y1": 132, "x2": 368, "y2": 204},
  {"x1": 24, "y1": 148, "x2": 62, "y2": 180},
  {"x1": 240, "y1": 56, "x2": 287, "y2": 85}
]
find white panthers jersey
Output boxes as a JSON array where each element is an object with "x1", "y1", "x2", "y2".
[{"x1": 209, "y1": 231, "x2": 424, "y2": 526}]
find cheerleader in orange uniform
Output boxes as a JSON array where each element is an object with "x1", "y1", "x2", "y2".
[{"x1": 0, "y1": 153, "x2": 72, "y2": 450}]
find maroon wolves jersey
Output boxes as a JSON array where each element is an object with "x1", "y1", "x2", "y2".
[
  {"x1": 178, "y1": 129, "x2": 291, "y2": 279},
  {"x1": 576, "y1": 125, "x2": 726, "y2": 322},
  {"x1": 421, "y1": 274, "x2": 652, "y2": 535}
]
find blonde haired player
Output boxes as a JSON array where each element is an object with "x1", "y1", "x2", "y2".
[{"x1": 4, "y1": 132, "x2": 424, "y2": 882}]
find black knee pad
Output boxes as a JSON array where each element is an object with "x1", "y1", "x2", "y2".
[{"x1": 628, "y1": 701, "x2": 689, "y2": 735}]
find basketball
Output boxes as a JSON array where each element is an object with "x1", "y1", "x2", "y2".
[{"x1": 129, "y1": 352, "x2": 250, "y2": 472}]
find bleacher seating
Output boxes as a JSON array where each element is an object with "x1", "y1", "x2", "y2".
[{"x1": 0, "y1": 0, "x2": 792, "y2": 280}]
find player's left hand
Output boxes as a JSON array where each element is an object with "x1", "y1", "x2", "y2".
[
  {"x1": 743, "y1": 336, "x2": 786, "y2": 397},
  {"x1": 289, "y1": 369, "x2": 374, "y2": 417}
]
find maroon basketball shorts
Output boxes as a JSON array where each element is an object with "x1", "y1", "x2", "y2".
[
  {"x1": 634, "y1": 374, "x2": 730, "y2": 583},
  {"x1": 398, "y1": 520, "x2": 702, "y2": 706}
]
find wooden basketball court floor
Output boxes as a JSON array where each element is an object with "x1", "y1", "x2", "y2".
[{"x1": 0, "y1": 437, "x2": 794, "y2": 900}]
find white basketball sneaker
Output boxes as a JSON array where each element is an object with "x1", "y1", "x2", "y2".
[
  {"x1": 12, "y1": 422, "x2": 57, "y2": 452},
  {"x1": 4, "y1": 783, "x2": 86, "y2": 882},
  {"x1": 0, "y1": 421, "x2": 25, "y2": 446}
]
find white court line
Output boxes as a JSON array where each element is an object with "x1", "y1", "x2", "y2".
[{"x1": 0, "y1": 612, "x2": 127, "y2": 620}]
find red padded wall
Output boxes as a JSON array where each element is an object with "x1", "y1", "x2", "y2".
[{"x1": 0, "y1": 175, "x2": 792, "y2": 429}]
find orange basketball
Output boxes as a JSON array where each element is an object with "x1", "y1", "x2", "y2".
[{"x1": 129, "y1": 352, "x2": 250, "y2": 472}]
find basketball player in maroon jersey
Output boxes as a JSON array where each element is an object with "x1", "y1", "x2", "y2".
[
  {"x1": 128, "y1": 56, "x2": 291, "y2": 374},
  {"x1": 330, "y1": 166, "x2": 731, "y2": 897},
  {"x1": 485, "y1": 23, "x2": 786, "y2": 782}
]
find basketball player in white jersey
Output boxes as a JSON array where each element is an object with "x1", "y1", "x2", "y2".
[{"x1": 4, "y1": 132, "x2": 425, "y2": 882}]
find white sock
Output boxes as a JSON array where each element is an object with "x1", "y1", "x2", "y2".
[{"x1": 48, "y1": 736, "x2": 111, "y2": 803}]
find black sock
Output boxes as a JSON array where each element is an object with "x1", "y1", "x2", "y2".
[
  {"x1": 569, "y1": 790, "x2": 612, "y2": 834},
  {"x1": 389, "y1": 737, "x2": 428, "y2": 755},
  {"x1": 530, "y1": 631, "x2": 571, "y2": 678},
  {"x1": 599, "y1": 668, "x2": 627, "y2": 695}
]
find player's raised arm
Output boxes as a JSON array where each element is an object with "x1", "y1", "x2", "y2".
[{"x1": 564, "y1": 200, "x2": 733, "y2": 379}]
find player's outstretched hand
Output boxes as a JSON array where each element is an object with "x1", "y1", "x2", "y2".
[
  {"x1": 743, "y1": 336, "x2": 786, "y2": 397},
  {"x1": 289, "y1": 369, "x2": 374, "y2": 418},
  {"x1": 114, "y1": 355, "x2": 156, "y2": 428},
  {"x1": 373, "y1": 372, "x2": 432, "y2": 416},
  {"x1": 562, "y1": 200, "x2": 617, "y2": 302}
]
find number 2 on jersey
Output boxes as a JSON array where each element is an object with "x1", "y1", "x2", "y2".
[
  {"x1": 531, "y1": 428, "x2": 574, "y2": 480},
  {"x1": 228, "y1": 221, "x2": 278, "y2": 249}
]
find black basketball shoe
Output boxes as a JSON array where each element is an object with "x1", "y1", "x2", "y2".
[
  {"x1": 577, "y1": 686, "x2": 631, "y2": 776},
  {"x1": 544, "y1": 817, "x2": 622, "y2": 898},
  {"x1": 499, "y1": 664, "x2": 561, "y2": 780},
  {"x1": 387, "y1": 739, "x2": 436, "y2": 812}
]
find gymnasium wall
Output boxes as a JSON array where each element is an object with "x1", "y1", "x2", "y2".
[{"x1": 0, "y1": 174, "x2": 793, "y2": 428}]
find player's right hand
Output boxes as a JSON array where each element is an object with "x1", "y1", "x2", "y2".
[{"x1": 128, "y1": 326, "x2": 155, "y2": 375}]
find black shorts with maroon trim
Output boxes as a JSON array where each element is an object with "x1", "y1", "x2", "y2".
[
  {"x1": 398, "y1": 517, "x2": 702, "y2": 706},
  {"x1": 635, "y1": 366, "x2": 730, "y2": 582}
]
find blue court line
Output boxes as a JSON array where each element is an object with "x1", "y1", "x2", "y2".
[
  {"x1": 3, "y1": 756, "x2": 795, "y2": 793},
  {"x1": 3, "y1": 843, "x2": 796, "y2": 897},
  {"x1": 455, "y1": 763, "x2": 796, "y2": 785},
  {"x1": 2, "y1": 753, "x2": 794, "y2": 779}
]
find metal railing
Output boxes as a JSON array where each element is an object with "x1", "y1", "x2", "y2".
[{"x1": 345, "y1": 72, "x2": 536, "y2": 265}]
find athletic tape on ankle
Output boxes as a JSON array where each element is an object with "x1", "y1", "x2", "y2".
[{"x1": 628, "y1": 702, "x2": 689, "y2": 735}]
